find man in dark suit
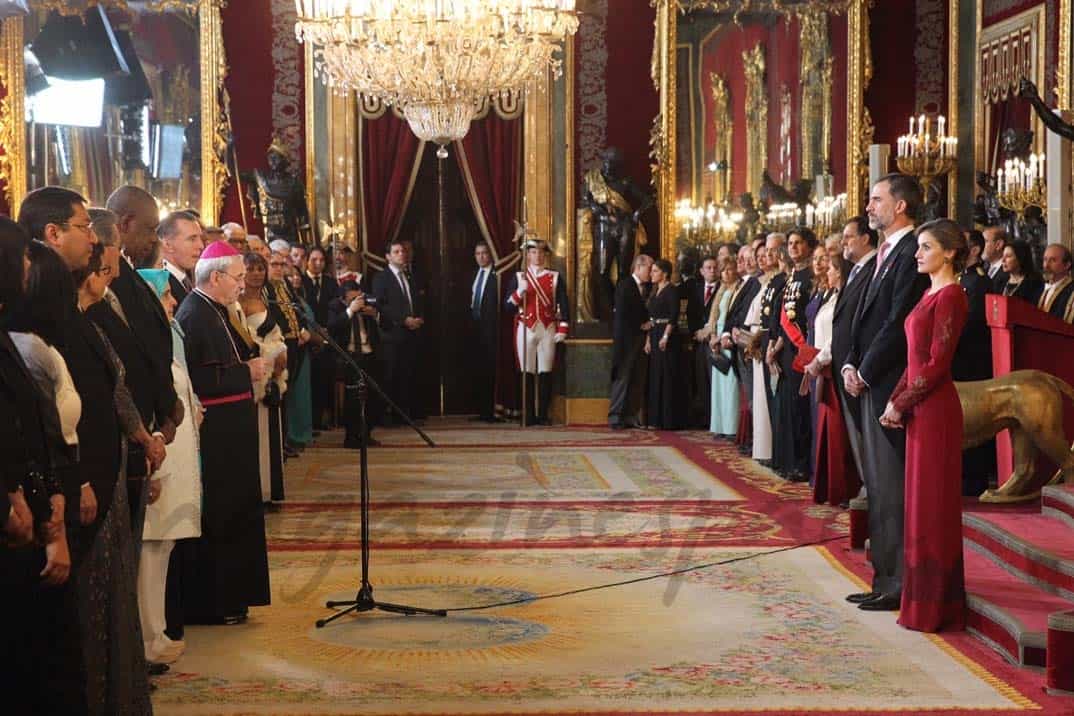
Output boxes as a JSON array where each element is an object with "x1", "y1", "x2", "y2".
[
  {"x1": 303, "y1": 246, "x2": 340, "y2": 429},
  {"x1": 982, "y1": 226, "x2": 1009, "y2": 291},
  {"x1": 159, "y1": 210, "x2": 204, "y2": 306},
  {"x1": 719, "y1": 246, "x2": 762, "y2": 378},
  {"x1": 372, "y1": 238, "x2": 424, "y2": 424},
  {"x1": 328, "y1": 280, "x2": 382, "y2": 447},
  {"x1": 954, "y1": 230, "x2": 996, "y2": 496},
  {"x1": 1039, "y1": 243, "x2": 1074, "y2": 320},
  {"x1": 608, "y1": 254, "x2": 653, "y2": 429},
  {"x1": 841, "y1": 175, "x2": 929, "y2": 612},
  {"x1": 831, "y1": 216, "x2": 878, "y2": 496},
  {"x1": 105, "y1": 186, "x2": 182, "y2": 443},
  {"x1": 469, "y1": 241, "x2": 502, "y2": 422},
  {"x1": 687, "y1": 256, "x2": 719, "y2": 426}
]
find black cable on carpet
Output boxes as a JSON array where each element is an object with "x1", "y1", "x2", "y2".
[{"x1": 440, "y1": 534, "x2": 849, "y2": 613}]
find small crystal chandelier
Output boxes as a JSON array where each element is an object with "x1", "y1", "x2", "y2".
[{"x1": 295, "y1": 0, "x2": 580, "y2": 156}]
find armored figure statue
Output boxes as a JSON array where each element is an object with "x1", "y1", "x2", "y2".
[
  {"x1": 245, "y1": 135, "x2": 311, "y2": 245},
  {"x1": 579, "y1": 147, "x2": 654, "y2": 320},
  {"x1": 1020, "y1": 78, "x2": 1074, "y2": 141}
]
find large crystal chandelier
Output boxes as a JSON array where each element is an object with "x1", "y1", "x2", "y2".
[{"x1": 295, "y1": 0, "x2": 579, "y2": 156}]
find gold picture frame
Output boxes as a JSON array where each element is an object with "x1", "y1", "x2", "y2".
[
  {"x1": 651, "y1": 0, "x2": 872, "y2": 260},
  {"x1": 0, "y1": 0, "x2": 228, "y2": 221}
]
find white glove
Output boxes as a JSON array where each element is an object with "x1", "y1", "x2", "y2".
[
  {"x1": 516, "y1": 277, "x2": 529, "y2": 295},
  {"x1": 553, "y1": 332, "x2": 566, "y2": 344}
]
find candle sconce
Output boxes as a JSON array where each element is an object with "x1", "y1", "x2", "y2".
[{"x1": 895, "y1": 113, "x2": 958, "y2": 200}]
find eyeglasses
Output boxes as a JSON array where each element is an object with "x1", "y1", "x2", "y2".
[
  {"x1": 216, "y1": 269, "x2": 246, "y2": 283},
  {"x1": 62, "y1": 222, "x2": 93, "y2": 235}
]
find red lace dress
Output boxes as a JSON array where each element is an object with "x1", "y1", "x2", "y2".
[{"x1": 891, "y1": 283, "x2": 968, "y2": 632}]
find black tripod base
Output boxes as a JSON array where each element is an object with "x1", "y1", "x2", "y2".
[{"x1": 316, "y1": 583, "x2": 447, "y2": 628}]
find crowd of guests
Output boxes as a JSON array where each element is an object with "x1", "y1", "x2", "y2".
[
  {"x1": 609, "y1": 172, "x2": 1074, "y2": 634},
  {"x1": 0, "y1": 183, "x2": 404, "y2": 713}
]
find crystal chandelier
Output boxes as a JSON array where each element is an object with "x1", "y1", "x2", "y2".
[{"x1": 295, "y1": 0, "x2": 580, "y2": 156}]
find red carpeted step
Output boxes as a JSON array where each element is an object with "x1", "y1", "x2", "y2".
[
  {"x1": 1043, "y1": 483, "x2": 1074, "y2": 527},
  {"x1": 962, "y1": 511, "x2": 1074, "y2": 599},
  {"x1": 964, "y1": 545, "x2": 1071, "y2": 668}
]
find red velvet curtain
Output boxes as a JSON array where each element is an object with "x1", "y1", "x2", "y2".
[
  {"x1": 455, "y1": 114, "x2": 523, "y2": 413},
  {"x1": 360, "y1": 112, "x2": 424, "y2": 260}
]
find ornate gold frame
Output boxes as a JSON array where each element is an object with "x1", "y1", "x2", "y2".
[
  {"x1": 973, "y1": 5, "x2": 1047, "y2": 175},
  {"x1": 652, "y1": 0, "x2": 871, "y2": 260},
  {"x1": 0, "y1": 0, "x2": 228, "y2": 220}
]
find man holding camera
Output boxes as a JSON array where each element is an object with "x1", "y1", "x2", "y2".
[{"x1": 329, "y1": 280, "x2": 381, "y2": 447}]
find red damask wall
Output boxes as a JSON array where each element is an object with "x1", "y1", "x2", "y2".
[{"x1": 218, "y1": 0, "x2": 304, "y2": 232}]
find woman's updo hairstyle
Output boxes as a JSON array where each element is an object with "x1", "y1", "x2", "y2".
[{"x1": 916, "y1": 218, "x2": 969, "y2": 273}]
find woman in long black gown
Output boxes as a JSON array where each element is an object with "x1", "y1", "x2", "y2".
[{"x1": 645, "y1": 259, "x2": 683, "y2": 430}]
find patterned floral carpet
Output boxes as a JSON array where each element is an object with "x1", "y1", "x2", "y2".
[{"x1": 152, "y1": 421, "x2": 1074, "y2": 715}]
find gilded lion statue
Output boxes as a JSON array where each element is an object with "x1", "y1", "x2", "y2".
[{"x1": 958, "y1": 370, "x2": 1074, "y2": 503}]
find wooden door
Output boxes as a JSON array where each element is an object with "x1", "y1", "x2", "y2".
[{"x1": 395, "y1": 145, "x2": 487, "y2": 416}]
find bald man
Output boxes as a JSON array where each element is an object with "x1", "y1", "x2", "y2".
[{"x1": 221, "y1": 222, "x2": 248, "y2": 253}]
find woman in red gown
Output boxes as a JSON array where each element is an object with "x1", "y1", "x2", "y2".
[{"x1": 881, "y1": 218, "x2": 969, "y2": 633}]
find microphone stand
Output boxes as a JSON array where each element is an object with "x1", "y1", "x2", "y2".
[{"x1": 273, "y1": 298, "x2": 445, "y2": 624}]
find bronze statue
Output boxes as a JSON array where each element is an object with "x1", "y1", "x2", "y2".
[
  {"x1": 579, "y1": 147, "x2": 653, "y2": 319},
  {"x1": 244, "y1": 135, "x2": 312, "y2": 246},
  {"x1": 957, "y1": 369, "x2": 1074, "y2": 503},
  {"x1": 1020, "y1": 77, "x2": 1074, "y2": 141}
]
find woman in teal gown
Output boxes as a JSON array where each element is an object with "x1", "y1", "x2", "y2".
[
  {"x1": 709, "y1": 258, "x2": 741, "y2": 437},
  {"x1": 284, "y1": 266, "x2": 314, "y2": 447}
]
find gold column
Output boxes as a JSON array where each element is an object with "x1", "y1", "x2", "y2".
[
  {"x1": 0, "y1": 16, "x2": 26, "y2": 210},
  {"x1": 948, "y1": 0, "x2": 959, "y2": 217},
  {"x1": 327, "y1": 90, "x2": 358, "y2": 247},
  {"x1": 524, "y1": 67, "x2": 554, "y2": 249},
  {"x1": 846, "y1": 0, "x2": 868, "y2": 212},
  {"x1": 1061, "y1": 0, "x2": 1072, "y2": 109},
  {"x1": 655, "y1": 0, "x2": 677, "y2": 260},
  {"x1": 199, "y1": 0, "x2": 226, "y2": 222},
  {"x1": 304, "y1": 43, "x2": 317, "y2": 231}
]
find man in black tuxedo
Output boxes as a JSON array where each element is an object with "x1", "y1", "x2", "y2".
[
  {"x1": 687, "y1": 256, "x2": 719, "y2": 426},
  {"x1": 105, "y1": 186, "x2": 183, "y2": 443},
  {"x1": 841, "y1": 175, "x2": 929, "y2": 612},
  {"x1": 954, "y1": 230, "x2": 996, "y2": 496},
  {"x1": 469, "y1": 242, "x2": 502, "y2": 422},
  {"x1": 982, "y1": 226, "x2": 1009, "y2": 290},
  {"x1": 303, "y1": 246, "x2": 340, "y2": 429},
  {"x1": 718, "y1": 245, "x2": 762, "y2": 398},
  {"x1": 608, "y1": 254, "x2": 653, "y2": 429},
  {"x1": 372, "y1": 239, "x2": 424, "y2": 424},
  {"x1": 328, "y1": 280, "x2": 382, "y2": 447},
  {"x1": 159, "y1": 210, "x2": 204, "y2": 306},
  {"x1": 831, "y1": 216, "x2": 878, "y2": 494}
]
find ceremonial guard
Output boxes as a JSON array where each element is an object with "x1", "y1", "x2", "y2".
[{"x1": 505, "y1": 236, "x2": 569, "y2": 425}]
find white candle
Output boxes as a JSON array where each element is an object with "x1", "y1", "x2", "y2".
[
  {"x1": 938, "y1": 115, "x2": 946, "y2": 138},
  {"x1": 997, "y1": 168, "x2": 1004, "y2": 194},
  {"x1": 909, "y1": 117, "x2": 915, "y2": 135}
]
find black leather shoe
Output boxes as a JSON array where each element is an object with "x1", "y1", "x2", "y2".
[
  {"x1": 148, "y1": 663, "x2": 169, "y2": 676},
  {"x1": 846, "y1": 591, "x2": 881, "y2": 604},
  {"x1": 858, "y1": 594, "x2": 901, "y2": 611},
  {"x1": 610, "y1": 423, "x2": 626, "y2": 430}
]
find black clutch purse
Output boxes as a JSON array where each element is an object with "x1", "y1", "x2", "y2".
[
  {"x1": 710, "y1": 350, "x2": 733, "y2": 375},
  {"x1": 263, "y1": 381, "x2": 282, "y2": 408}
]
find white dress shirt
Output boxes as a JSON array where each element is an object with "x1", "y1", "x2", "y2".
[{"x1": 472, "y1": 266, "x2": 490, "y2": 306}]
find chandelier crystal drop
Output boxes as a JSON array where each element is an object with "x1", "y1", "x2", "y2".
[{"x1": 295, "y1": 0, "x2": 580, "y2": 151}]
